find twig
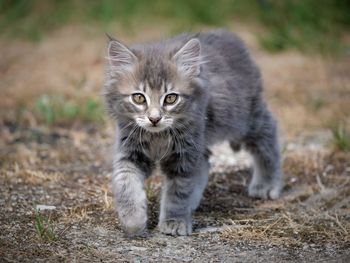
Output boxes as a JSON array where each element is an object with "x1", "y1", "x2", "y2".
[
  {"x1": 338, "y1": 177, "x2": 350, "y2": 188},
  {"x1": 58, "y1": 225, "x2": 71, "y2": 237},
  {"x1": 227, "y1": 218, "x2": 275, "y2": 224},
  {"x1": 281, "y1": 212, "x2": 298, "y2": 229},
  {"x1": 326, "y1": 213, "x2": 348, "y2": 235},
  {"x1": 262, "y1": 218, "x2": 282, "y2": 234},
  {"x1": 316, "y1": 174, "x2": 326, "y2": 192}
]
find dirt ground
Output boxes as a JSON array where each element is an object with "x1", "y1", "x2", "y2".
[{"x1": 1, "y1": 26, "x2": 350, "y2": 262}]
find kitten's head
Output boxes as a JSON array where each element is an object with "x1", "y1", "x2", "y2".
[{"x1": 104, "y1": 35, "x2": 206, "y2": 133}]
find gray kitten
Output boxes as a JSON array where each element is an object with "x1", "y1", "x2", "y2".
[{"x1": 103, "y1": 30, "x2": 283, "y2": 236}]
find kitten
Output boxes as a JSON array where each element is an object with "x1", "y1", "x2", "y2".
[{"x1": 103, "y1": 30, "x2": 283, "y2": 236}]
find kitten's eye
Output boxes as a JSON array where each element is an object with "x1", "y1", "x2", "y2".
[
  {"x1": 132, "y1": 93, "x2": 146, "y2": 104},
  {"x1": 164, "y1": 94, "x2": 178, "y2": 105}
]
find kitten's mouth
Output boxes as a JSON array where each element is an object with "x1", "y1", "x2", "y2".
[{"x1": 144, "y1": 125, "x2": 167, "y2": 133}]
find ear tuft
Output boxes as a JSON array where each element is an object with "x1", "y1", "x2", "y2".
[
  {"x1": 107, "y1": 40, "x2": 137, "y2": 75},
  {"x1": 173, "y1": 38, "x2": 202, "y2": 77},
  {"x1": 105, "y1": 33, "x2": 116, "y2": 42}
]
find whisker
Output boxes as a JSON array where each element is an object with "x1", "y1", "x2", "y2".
[
  {"x1": 138, "y1": 127, "x2": 147, "y2": 154},
  {"x1": 121, "y1": 124, "x2": 139, "y2": 148},
  {"x1": 159, "y1": 129, "x2": 172, "y2": 161}
]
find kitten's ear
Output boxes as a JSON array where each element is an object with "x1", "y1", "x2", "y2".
[
  {"x1": 173, "y1": 38, "x2": 202, "y2": 77},
  {"x1": 107, "y1": 38, "x2": 137, "y2": 74},
  {"x1": 105, "y1": 33, "x2": 116, "y2": 41}
]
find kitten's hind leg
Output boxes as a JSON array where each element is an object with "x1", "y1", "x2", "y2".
[
  {"x1": 245, "y1": 112, "x2": 283, "y2": 200},
  {"x1": 159, "y1": 156, "x2": 209, "y2": 236}
]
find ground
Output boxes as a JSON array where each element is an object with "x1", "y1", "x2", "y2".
[{"x1": 0, "y1": 26, "x2": 349, "y2": 262}]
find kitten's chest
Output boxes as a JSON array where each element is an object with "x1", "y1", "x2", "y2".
[{"x1": 146, "y1": 134, "x2": 173, "y2": 161}]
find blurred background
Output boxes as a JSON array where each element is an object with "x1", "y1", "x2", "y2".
[
  {"x1": 1, "y1": 1, "x2": 350, "y2": 260},
  {"x1": 0, "y1": 0, "x2": 349, "y2": 143}
]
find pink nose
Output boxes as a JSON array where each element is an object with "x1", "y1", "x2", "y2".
[{"x1": 148, "y1": 116, "x2": 161, "y2": 126}]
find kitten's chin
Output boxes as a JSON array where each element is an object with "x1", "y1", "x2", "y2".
[{"x1": 143, "y1": 125, "x2": 168, "y2": 133}]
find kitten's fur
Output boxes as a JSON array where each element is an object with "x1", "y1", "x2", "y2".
[{"x1": 104, "y1": 30, "x2": 283, "y2": 236}]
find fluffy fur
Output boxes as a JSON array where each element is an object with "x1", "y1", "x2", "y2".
[{"x1": 104, "y1": 29, "x2": 283, "y2": 236}]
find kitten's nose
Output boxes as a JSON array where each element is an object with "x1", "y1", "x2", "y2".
[{"x1": 148, "y1": 116, "x2": 161, "y2": 126}]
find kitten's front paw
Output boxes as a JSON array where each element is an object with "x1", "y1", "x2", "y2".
[
  {"x1": 248, "y1": 180, "x2": 282, "y2": 200},
  {"x1": 118, "y1": 209, "x2": 147, "y2": 236},
  {"x1": 158, "y1": 218, "x2": 192, "y2": 236}
]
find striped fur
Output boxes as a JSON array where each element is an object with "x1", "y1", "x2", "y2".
[{"x1": 104, "y1": 30, "x2": 283, "y2": 236}]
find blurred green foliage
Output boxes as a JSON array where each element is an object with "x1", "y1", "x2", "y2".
[
  {"x1": 0, "y1": 0, "x2": 349, "y2": 54},
  {"x1": 331, "y1": 123, "x2": 350, "y2": 152},
  {"x1": 35, "y1": 94, "x2": 104, "y2": 125}
]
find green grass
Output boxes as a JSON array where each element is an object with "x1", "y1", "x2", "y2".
[
  {"x1": 331, "y1": 123, "x2": 350, "y2": 152},
  {"x1": 309, "y1": 97, "x2": 326, "y2": 112},
  {"x1": 35, "y1": 94, "x2": 105, "y2": 125},
  {"x1": 0, "y1": 0, "x2": 349, "y2": 54},
  {"x1": 256, "y1": 0, "x2": 350, "y2": 55},
  {"x1": 34, "y1": 208, "x2": 57, "y2": 242}
]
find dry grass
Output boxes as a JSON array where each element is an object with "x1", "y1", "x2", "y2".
[
  {"x1": 1, "y1": 122, "x2": 350, "y2": 261},
  {"x1": 197, "y1": 150, "x2": 350, "y2": 248},
  {"x1": 221, "y1": 175, "x2": 350, "y2": 248}
]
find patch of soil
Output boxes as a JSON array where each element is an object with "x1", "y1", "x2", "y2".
[{"x1": 1, "y1": 124, "x2": 349, "y2": 262}]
